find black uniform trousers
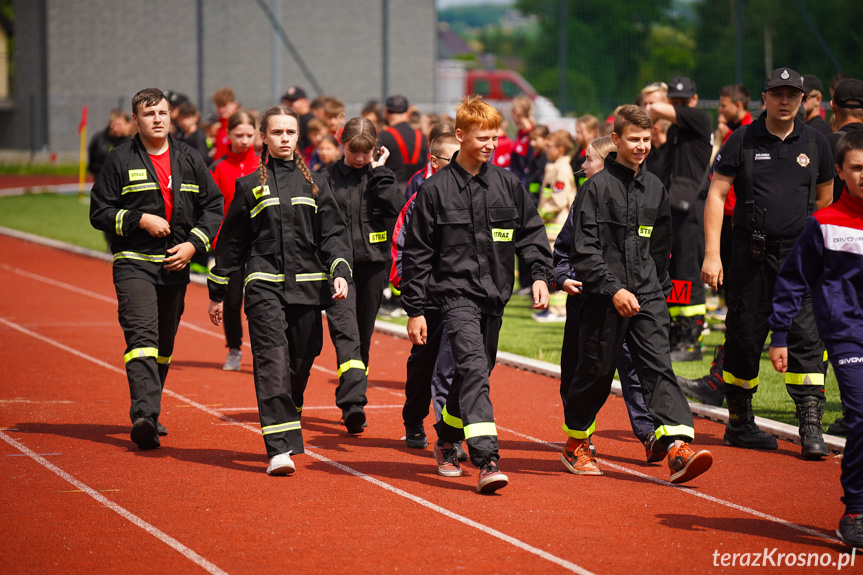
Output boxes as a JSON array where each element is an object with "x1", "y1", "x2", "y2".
[
  {"x1": 563, "y1": 293, "x2": 695, "y2": 446},
  {"x1": 115, "y1": 279, "x2": 186, "y2": 424},
  {"x1": 326, "y1": 261, "x2": 388, "y2": 412},
  {"x1": 222, "y1": 265, "x2": 244, "y2": 349},
  {"x1": 668, "y1": 201, "x2": 707, "y2": 317},
  {"x1": 432, "y1": 305, "x2": 502, "y2": 467},
  {"x1": 247, "y1": 289, "x2": 323, "y2": 458},
  {"x1": 723, "y1": 231, "x2": 827, "y2": 402},
  {"x1": 402, "y1": 308, "x2": 456, "y2": 426}
]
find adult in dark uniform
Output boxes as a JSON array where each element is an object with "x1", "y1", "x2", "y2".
[
  {"x1": 89, "y1": 88, "x2": 224, "y2": 450},
  {"x1": 702, "y1": 68, "x2": 835, "y2": 458},
  {"x1": 378, "y1": 95, "x2": 429, "y2": 190},
  {"x1": 802, "y1": 75, "x2": 834, "y2": 137},
  {"x1": 828, "y1": 79, "x2": 863, "y2": 202},
  {"x1": 646, "y1": 77, "x2": 713, "y2": 361}
]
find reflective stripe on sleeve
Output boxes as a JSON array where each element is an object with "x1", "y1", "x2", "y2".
[
  {"x1": 244, "y1": 272, "x2": 285, "y2": 286},
  {"x1": 189, "y1": 227, "x2": 211, "y2": 251},
  {"x1": 563, "y1": 421, "x2": 595, "y2": 439},
  {"x1": 124, "y1": 347, "x2": 159, "y2": 363},
  {"x1": 115, "y1": 209, "x2": 128, "y2": 236},
  {"x1": 121, "y1": 182, "x2": 160, "y2": 195},
  {"x1": 156, "y1": 355, "x2": 172, "y2": 365},
  {"x1": 337, "y1": 359, "x2": 366, "y2": 377},
  {"x1": 179, "y1": 183, "x2": 199, "y2": 193},
  {"x1": 261, "y1": 421, "x2": 301, "y2": 436},
  {"x1": 296, "y1": 272, "x2": 327, "y2": 282},
  {"x1": 208, "y1": 271, "x2": 229, "y2": 285},
  {"x1": 113, "y1": 251, "x2": 166, "y2": 263},
  {"x1": 250, "y1": 198, "x2": 280, "y2": 218},
  {"x1": 329, "y1": 258, "x2": 352, "y2": 277},
  {"x1": 464, "y1": 422, "x2": 497, "y2": 439},
  {"x1": 785, "y1": 372, "x2": 825, "y2": 386}
]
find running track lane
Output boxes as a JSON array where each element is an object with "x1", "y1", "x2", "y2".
[{"x1": 0, "y1": 234, "x2": 852, "y2": 574}]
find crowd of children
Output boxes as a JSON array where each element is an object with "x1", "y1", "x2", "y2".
[{"x1": 89, "y1": 74, "x2": 863, "y2": 546}]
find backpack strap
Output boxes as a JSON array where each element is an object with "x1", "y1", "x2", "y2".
[
  {"x1": 385, "y1": 127, "x2": 411, "y2": 164},
  {"x1": 805, "y1": 124, "x2": 818, "y2": 219},
  {"x1": 741, "y1": 125, "x2": 756, "y2": 230}
]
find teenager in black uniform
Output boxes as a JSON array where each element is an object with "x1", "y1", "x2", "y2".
[
  {"x1": 646, "y1": 77, "x2": 714, "y2": 362},
  {"x1": 560, "y1": 105, "x2": 713, "y2": 484},
  {"x1": 208, "y1": 105, "x2": 352, "y2": 475},
  {"x1": 702, "y1": 68, "x2": 835, "y2": 458},
  {"x1": 323, "y1": 117, "x2": 403, "y2": 433},
  {"x1": 378, "y1": 95, "x2": 429, "y2": 189},
  {"x1": 829, "y1": 79, "x2": 863, "y2": 202},
  {"x1": 89, "y1": 88, "x2": 224, "y2": 450},
  {"x1": 401, "y1": 96, "x2": 553, "y2": 493}
]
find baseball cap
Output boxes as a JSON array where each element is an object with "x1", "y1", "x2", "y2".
[
  {"x1": 667, "y1": 77, "x2": 697, "y2": 99},
  {"x1": 385, "y1": 95, "x2": 409, "y2": 114},
  {"x1": 764, "y1": 68, "x2": 804, "y2": 92},
  {"x1": 802, "y1": 74, "x2": 824, "y2": 94},
  {"x1": 281, "y1": 86, "x2": 307, "y2": 102},
  {"x1": 166, "y1": 91, "x2": 189, "y2": 107},
  {"x1": 833, "y1": 79, "x2": 863, "y2": 109}
]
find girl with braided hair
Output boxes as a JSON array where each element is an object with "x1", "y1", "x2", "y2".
[
  {"x1": 207, "y1": 105, "x2": 352, "y2": 475},
  {"x1": 322, "y1": 117, "x2": 403, "y2": 434}
]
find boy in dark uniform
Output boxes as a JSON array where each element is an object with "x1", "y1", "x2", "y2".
[
  {"x1": 560, "y1": 105, "x2": 713, "y2": 485},
  {"x1": 401, "y1": 96, "x2": 553, "y2": 493},
  {"x1": 89, "y1": 88, "x2": 224, "y2": 450},
  {"x1": 702, "y1": 68, "x2": 835, "y2": 457}
]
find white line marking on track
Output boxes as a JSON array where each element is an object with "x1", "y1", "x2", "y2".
[
  {"x1": 0, "y1": 430, "x2": 230, "y2": 575},
  {"x1": 216, "y1": 405, "x2": 403, "y2": 412},
  {"x1": 497, "y1": 425, "x2": 841, "y2": 544},
  {"x1": 0, "y1": 315, "x2": 594, "y2": 574}
]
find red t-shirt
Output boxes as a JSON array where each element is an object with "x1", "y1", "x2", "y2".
[{"x1": 150, "y1": 150, "x2": 173, "y2": 223}]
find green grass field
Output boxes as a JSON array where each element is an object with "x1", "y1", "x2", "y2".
[{"x1": 0, "y1": 192, "x2": 842, "y2": 432}]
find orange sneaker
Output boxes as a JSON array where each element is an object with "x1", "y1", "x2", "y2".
[
  {"x1": 561, "y1": 437, "x2": 603, "y2": 476},
  {"x1": 668, "y1": 442, "x2": 713, "y2": 484}
]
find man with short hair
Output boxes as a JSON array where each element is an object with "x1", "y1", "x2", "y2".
[
  {"x1": 282, "y1": 86, "x2": 313, "y2": 151},
  {"x1": 378, "y1": 95, "x2": 429, "y2": 189},
  {"x1": 828, "y1": 79, "x2": 863, "y2": 202},
  {"x1": 702, "y1": 68, "x2": 835, "y2": 458},
  {"x1": 802, "y1": 74, "x2": 833, "y2": 137},
  {"x1": 646, "y1": 77, "x2": 714, "y2": 362},
  {"x1": 89, "y1": 88, "x2": 224, "y2": 450}
]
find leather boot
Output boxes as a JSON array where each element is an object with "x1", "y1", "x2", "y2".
[
  {"x1": 796, "y1": 396, "x2": 829, "y2": 459},
  {"x1": 724, "y1": 394, "x2": 778, "y2": 449}
]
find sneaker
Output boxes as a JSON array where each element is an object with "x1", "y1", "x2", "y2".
[
  {"x1": 156, "y1": 421, "x2": 168, "y2": 437},
  {"x1": 827, "y1": 416, "x2": 848, "y2": 437},
  {"x1": 404, "y1": 424, "x2": 428, "y2": 449},
  {"x1": 453, "y1": 440, "x2": 468, "y2": 462},
  {"x1": 560, "y1": 437, "x2": 603, "y2": 476},
  {"x1": 667, "y1": 442, "x2": 713, "y2": 484},
  {"x1": 222, "y1": 348, "x2": 242, "y2": 371},
  {"x1": 266, "y1": 452, "x2": 296, "y2": 476},
  {"x1": 836, "y1": 513, "x2": 863, "y2": 548},
  {"x1": 477, "y1": 461, "x2": 508, "y2": 493},
  {"x1": 344, "y1": 407, "x2": 367, "y2": 435},
  {"x1": 643, "y1": 434, "x2": 667, "y2": 463},
  {"x1": 676, "y1": 375, "x2": 725, "y2": 407},
  {"x1": 130, "y1": 418, "x2": 160, "y2": 450},
  {"x1": 433, "y1": 441, "x2": 463, "y2": 477}
]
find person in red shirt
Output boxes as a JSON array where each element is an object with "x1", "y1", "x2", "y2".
[
  {"x1": 211, "y1": 87, "x2": 240, "y2": 163},
  {"x1": 210, "y1": 109, "x2": 259, "y2": 371}
]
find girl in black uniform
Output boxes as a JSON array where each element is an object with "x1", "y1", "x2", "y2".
[
  {"x1": 323, "y1": 117, "x2": 403, "y2": 434},
  {"x1": 207, "y1": 105, "x2": 352, "y2": 475}
]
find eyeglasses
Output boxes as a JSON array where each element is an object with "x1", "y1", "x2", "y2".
[{"x1": 432, "y1": 155, "x2": 452, "y2": 162}]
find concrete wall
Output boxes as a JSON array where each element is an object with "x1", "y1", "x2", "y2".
[{"x1": 8, "y1": 0, "x2": 436, "y2": 153}]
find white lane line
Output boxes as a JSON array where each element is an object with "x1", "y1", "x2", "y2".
[
  {"x1": 216, "y1": 405, "x2": 403, "y2": 412},
  {"x1": 0, "y1": 316, "x2": 594, "y2": 574},
  {"x1": 497, "y1": 425, "x2": 841, "y2": 544},
  {"x1": 0, "y1": 430, "x2": 230, "y2": 575}
]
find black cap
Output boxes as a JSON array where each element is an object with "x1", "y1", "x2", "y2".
[
  {"x1": 166, "y1": 91, "x2": 189, "y2": 107},
  {"x1": 802, "y1": 74, "x2": 824, "y2": 94},
  {"x1": 385, "y1": 94, "x2": 409, "y2": 114},
  {"x1": 667, "y1": 77, "x2": 697, "y2": 98},
  {"x1": 764, "y1": 68, "x2": 804, "y2": 92},
  {"x1": 281, "y1": 86, "x2": 307, "y2": 102},
  {"x1": 833, "y1": 79, "x2": 863, "y2": 109}
]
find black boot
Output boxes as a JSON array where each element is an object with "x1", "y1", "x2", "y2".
[
  {"x1": 670, "y1": 316, "x2": 703, "y2": 362},
  {"x1": 724, "y1": 394, "x2": 778, "y2": 449},
  {"x1": 796, "y1": 396, "x2": 829, "y2": 459},
  {"x1": 827, "y1": 404, "x2": 848, "y2": 436},
  {"x1": 676, "y1": 344, "x2": 726, "y2": 406}
]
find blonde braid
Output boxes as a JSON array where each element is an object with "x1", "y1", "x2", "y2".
[
  {"x1": 258, "y1": 143, "x2": 268, "y2": 191},
  {"x1": 294, "y1": 152, "x2": 319, "y2": 198}
]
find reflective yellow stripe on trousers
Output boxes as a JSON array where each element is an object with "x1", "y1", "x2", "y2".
[
  {"x1": 441, "y1": 405, "x2": 463, "y2": 429},
  {"x1": 785, "y1": 372, "x2": 825, "y2": 386},
  {"x1": 464, "y1": 422, "x2": 497, "y2": 439},
  {"x1": 563, "y1": 421, "x2": 595, "y2": 439},
  {"x1": 654, "y1": 424, "x2": 694, "y2": 441},
  {"x1": 337, "y1": 359, "x2": 366, "y2": 378},
  {"x1": 261, "y1": 421, "x2": 302, "y2": 435},
  {"x1": 124, "y1": 347, "x2": 158, "y2": 363}
]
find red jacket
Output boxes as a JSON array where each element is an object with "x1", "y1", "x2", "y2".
[{"x1": 210, "y1": 146, "x2": 259, "y2": 244}]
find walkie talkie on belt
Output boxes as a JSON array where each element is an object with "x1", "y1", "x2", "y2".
[{"x1": 750, "y1": 209, "x2": 767, "y2": 262}]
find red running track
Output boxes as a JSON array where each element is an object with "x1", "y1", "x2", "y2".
[{"x1": 0, "y1": 233, "x2": 855, "y2": 574}]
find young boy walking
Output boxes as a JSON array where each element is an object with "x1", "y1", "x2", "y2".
[
  {"x1": 769, "y1": 130, "x2": 863, "y2": 547},
  {"x1": 561, "y1": 105, "x2": 713, "y2": 484},
  {"x1": 400, "y1": 96, "x2": 553, "y2": 493},
  {"x1": 90, "y1": 88, "x2": 224, "y2": 450}
]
